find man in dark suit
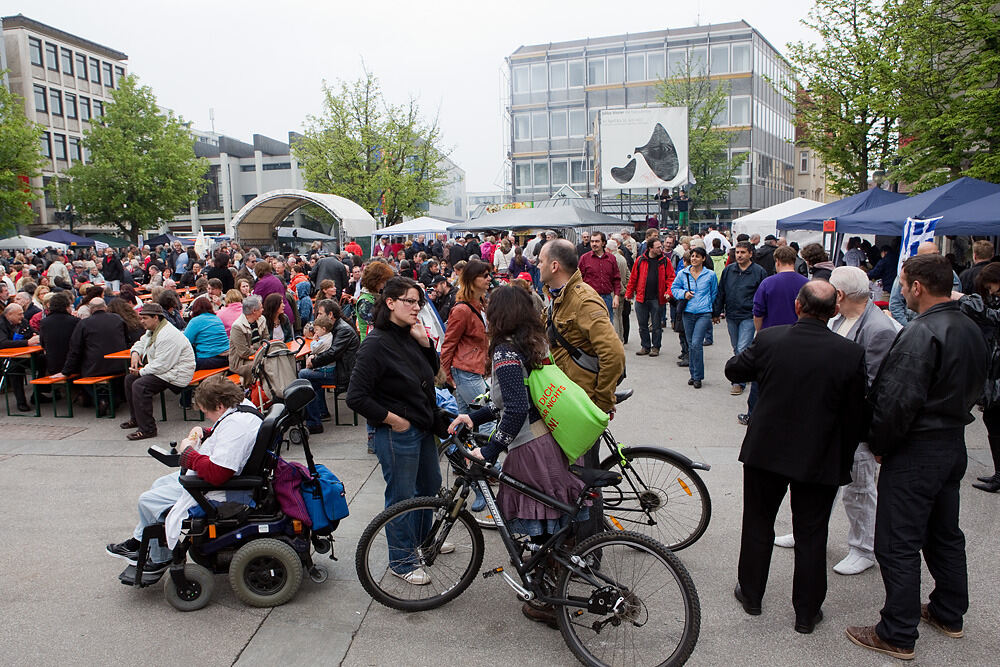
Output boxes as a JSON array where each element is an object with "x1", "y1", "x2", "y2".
[
  {"x1": 309, "y1": 253, "x2": 349, "y2": 300},
  {"x1": 39, "y1": 291, "x2": 79, "y2": 375},
  {"x1": 725, "y1": 280, "x2": 867, "y2": 634}
]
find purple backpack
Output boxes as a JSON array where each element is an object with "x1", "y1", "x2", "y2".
[{"x1": 273, "y1": 458, "x2": 312, "y2": 527}]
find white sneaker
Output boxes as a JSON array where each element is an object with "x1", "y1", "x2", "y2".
[
  {"x1": 390, "y1": 567, "x2": 432, "y2": 585},
  {"x1": 774, "y1": 533, "x2": 795, "y2": 548},
  {"x1": 439, "y1": 541, "x2": 455, "y2": 554},
  {"x1": 833, "y1": 552, "x2": 876, "y2": 575}
]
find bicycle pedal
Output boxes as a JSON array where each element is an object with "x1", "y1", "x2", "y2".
[{"x1": 483, "y1": 566, "x2": 504, "y2": 579}]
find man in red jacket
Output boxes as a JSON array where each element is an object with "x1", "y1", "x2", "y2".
[{"x1": 625, "y1": 236, "x2": 675, "y2": 357}]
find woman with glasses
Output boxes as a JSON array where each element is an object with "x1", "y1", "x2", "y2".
[{"x1": 346, "y1": 277, "x2": 452, "y2": 585}]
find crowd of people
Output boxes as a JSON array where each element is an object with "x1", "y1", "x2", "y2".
[{"x1": 4, "y1": 222, "x2": 999, "y2": 657}]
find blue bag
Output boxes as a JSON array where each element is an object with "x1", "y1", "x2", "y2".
[{"x1": 299, "y1": 464, "x2": 349, "y2": 535}]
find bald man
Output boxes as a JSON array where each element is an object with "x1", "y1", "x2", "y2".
[
  {"x1": 725, "y1": 280, "x2": 868, "y2": 634},
  {"x1": 889, "y1": 241, "x2": 961, "y2": 325},
  {"x1": 0, "y1": 303, "x2": 36, "y2": 411}
]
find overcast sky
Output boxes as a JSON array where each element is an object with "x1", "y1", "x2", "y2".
[{"x1": 9, "y1": 0, "x2": 819, "y2": 191}]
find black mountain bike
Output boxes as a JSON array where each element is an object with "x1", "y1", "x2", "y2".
[
  {"x1": 359, "y1": 426, "x2": 701, "y2": 667},
  {"x1": 440, "y1": 389, "x2": 712, "y2": 552}
]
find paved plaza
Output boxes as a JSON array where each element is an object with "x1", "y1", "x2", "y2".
[{"x1": 1, "y1": 319, "x2": 998, "y2": 666}]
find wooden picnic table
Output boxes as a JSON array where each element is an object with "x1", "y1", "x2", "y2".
[
  {"x1": 104, "y1": 349, "x2": 133, "y2": 360},
  {"x1": 1, "y1": 345, "x2": 44, "y2": 416}
]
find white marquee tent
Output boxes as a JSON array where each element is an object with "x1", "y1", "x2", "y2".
[
  {"x1": 731, "y1": 197, "x2": 826, "y2": 246},
  {"x1": 0, "y1": 235, "x2": 68, "y2": 251}
]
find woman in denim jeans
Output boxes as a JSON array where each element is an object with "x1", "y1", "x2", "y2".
[
  {"x1": 671, "y1": 247, "x2": 718, "y2": 389},
  {"x1": 346, "y1": 277, "x2": 453, "y2": 585}
]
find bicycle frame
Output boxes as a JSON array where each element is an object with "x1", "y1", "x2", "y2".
[{"x1": 442, "y1": 444, "x2": 620, "y2": 608}]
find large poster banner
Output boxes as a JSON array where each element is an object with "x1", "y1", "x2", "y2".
[{"x1": 599, "y1": 108, "x2": 688, "y2": 190}]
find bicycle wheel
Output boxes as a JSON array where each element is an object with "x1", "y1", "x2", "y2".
[
  {"x1": 600, "y1": 448, "x2": 711, "y2": 552},
  {"x1": 555, "y1": 531, "x2": 700, "y2": 667},
  {"x1": 356, "y1": 496, "x2": 485, "y2": 612},
  {"x1": 438, "y1": 442, "x2": 503, "y2": 530}
]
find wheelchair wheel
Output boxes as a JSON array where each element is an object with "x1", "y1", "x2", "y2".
[
  {"x1": 163, "y1": 563, "x2": 215, "y2": 612},
  {"x1": 228, "y1": 538, "x2": 303, "y2": 608}
]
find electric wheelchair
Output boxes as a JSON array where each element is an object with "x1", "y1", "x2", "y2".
[{"x1": 121, "y1": 379, "x2": 340, "y2": 611}]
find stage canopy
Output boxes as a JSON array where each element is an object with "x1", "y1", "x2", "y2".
[{"x1": 233, "y1": 189, "x2": 376, "y2": 246}]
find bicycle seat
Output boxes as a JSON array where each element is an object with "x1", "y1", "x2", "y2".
[
  {"x1": 569, "y1": 465, "x2": 622, "y2": 488},
  {"x1": 614, "y1": 389, "x2": 633, "y2": 404}
]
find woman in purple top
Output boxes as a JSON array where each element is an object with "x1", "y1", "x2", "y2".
[{"x1": 252, "y1": 261, "x2": 293, "y2": 319}]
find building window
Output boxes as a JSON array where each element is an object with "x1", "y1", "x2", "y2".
[
  {"x1": 64, "y1": 92, "x2": 77, "y2": 119},
  {"x1": 240, "y1": 164, "x2": 256, "y2": 172},
  {"x1": 667, "y1": 49, "x2": 686, "y2": 77},
  {"x1": 732, "y1": 151, "x2": 750, "y2": 184},
  {"x1": 587, "y1": 58, "x2": 605, "y2": 85},
  {"x1": 60, "y1": 47, "x2": 74, "y2": 75},
  {"x1": 93, "y1": 100, "x2": 104, "y2": 118},
  {"x1": 514, "y1": 113, "x2": 530, "y2": 140},
  {"x1": 76, "y1": 53, "x2": 87, "y2": 79},
  {"x1": 627, "y1": 53, "x2": 645, "y2": 82},
  {"x1": 33, "y1": 85, "x2": 47, "y2": 113},
  {"x1": 714, "y1": 97, "x2": 729, "y2": 126},
  {"x1": 549, "y1": 61, "x2": 567, "y2": 89},
  {"x1": 515, "y1": 162, "x2": 531, "y2": 191},
  {"x1": 40, "y1": 132, "x2": 51, "y2": 158},
  {"x1": 690, "y1": 46, "x2": 708, "y2": 76},
  {"x1": 102, "y1": 62, "x2": 113, "y2": 87},
  {"x1": 115, "y1": 66, "x2": 125, "y2": 86},
  {"x1": 530, "y1": 63, "x2": 547, "y2": 92},
  {"x1": 89, "y1": 57, "x2": 101, "y2": 84},
  {"x1": 731, "y1": 96, "x2": 751, "y2": 125},
  {"x1": 569, "y1": 109, "x2": 586, "y2": 137},
  {"x1": 799, "y1": 151, "x2": 809, "y2": 174},
  {"x1": 79, "y1": 97, "x2": 91, "y2": 121},
  {"x1": 571, "y1": 158, "x2": 586, "y2": 184},
  {"x1": 550, "y1": 110, "x2": 567, "y2": 138},
  {"x1": 53, "y1": 134, "x2": 67, "y2": 161},
  {"x1": 732, "y1": 42, "x2": 751, "y2": 72},
  {"x1": 69, "y1": 136, "x2": 82, "y2": 162},
  {"x1": 606, "y1": 55, "x2": 625, "y2": 84},
  {"x1": 262, "y1": 162, "x2": 291, "y2": 171},
  {"x1": 512, "y1": 65, "x2": 529, "y2": 93},
  {"x1": 29, "y1": 37, "x2": 43, "y2": 66},
  {"x1": 710, "y1": 44, "x2": 730, "y2": 75},
  {"x1": 533, "y1": 161, "x2": 549, "y2": 188},
  {"x1": 551, "y1": 160, "x2": 569, "y2": 186},
  {"x1": 49, "y1": 89, "x2": 63, "y2": 116},
  {"x1": 531, "y1": 111, "x2": 547, "y2": 140},
  {"x1": 568, "y1": 59, "x2": 585, "y2": 87},
  {"x1": 45, "y1": 43, "x2": 59, "y2": 71},
  {"x1": 647, "y1": 52, "x2": 665, "y2": 79}
]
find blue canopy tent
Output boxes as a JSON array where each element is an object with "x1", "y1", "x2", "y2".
[
  {"x1": 914, "y1": 191, "x2": 1000, "y2": 236},
  {"x1": 835, "y1": 177, "x2": 1000, "y2": 235},
  {"x1": 776, "y1": 188, "x2": 907, "y2": 233},
  {"x1": 36, "y1": 229, "x2": 106, "y2": 249}
]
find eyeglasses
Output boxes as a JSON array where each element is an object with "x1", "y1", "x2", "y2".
[{"x1": 393, "y1": 297, "x2": 422, "y2": 308}]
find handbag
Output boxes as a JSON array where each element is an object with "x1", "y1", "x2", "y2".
[
  {"x1": 672, "y1": 274, "x2": 691, "y2": 333},
  {"x1": 297, "y1": 434, "x2": 349, "y2": 535},
  {"x1": 525, "y1": 357, "x2": 609, "y2": 461}
]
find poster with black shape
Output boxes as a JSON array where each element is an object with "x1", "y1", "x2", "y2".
[{"x1": 598, "y1": 108, "x2": 689, "y2": 190}]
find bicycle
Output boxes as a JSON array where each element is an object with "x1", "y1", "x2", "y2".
[
  {"x1": 358, "y1": 426, "x2": 701, "y2": 667},
  {"x1": 439, "y1": 388, "x2": 712, "y2": 552}
]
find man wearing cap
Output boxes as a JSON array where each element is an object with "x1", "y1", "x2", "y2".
[
  {"x1": 121, "y1": 302, "x2": 196, "y2": 440},
  {"x1": 755, "y1": 235, "x2": 779, "y2": 275},
  {"x1": 428, "y1": 274, "x2": 457, "y2": 323},
  {"x1": 373, "y1": 235, "x2": 392, "y2": 259}
]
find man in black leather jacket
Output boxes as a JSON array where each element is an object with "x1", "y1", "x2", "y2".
[{"x1": 847, "y1": 254, "x2": 988, "y2": 660}]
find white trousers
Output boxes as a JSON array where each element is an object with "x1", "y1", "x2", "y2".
[{"x1": 841, "y1": 442, "x2": 878, "y2": 560}]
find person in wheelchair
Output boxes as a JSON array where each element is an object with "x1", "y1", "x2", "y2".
[{"x1": 105, "y1": 375, "x2": 263, "y2": 576}]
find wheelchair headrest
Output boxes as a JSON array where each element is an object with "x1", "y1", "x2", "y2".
[{"x1": 281, "y1": 379, "x2": 315, "y2": 413}]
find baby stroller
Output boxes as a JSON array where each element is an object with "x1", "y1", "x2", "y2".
[
  {"x1": 246, "y1": 338, "x2": 303, "y2": 410},
  {"x1": 122, "y1": 379, "x2": 347, "y2": 611}
]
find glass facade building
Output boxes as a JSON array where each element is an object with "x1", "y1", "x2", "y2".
[{"x1": 506, "y1": 21, "x2": 795, "y2": 220}]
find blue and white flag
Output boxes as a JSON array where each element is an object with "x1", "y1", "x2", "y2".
[{"x1": 897, "y1": 216, "x2": 941, "y2": 275}]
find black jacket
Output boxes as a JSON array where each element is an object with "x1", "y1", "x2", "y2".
[
  {"x1": 39, "y1": 311, "x2": 80, "y2": 375},
  {"x1": 346, "y1": 322, "x2": 444, "y2": 433},
  {"x1": 433, "y1": 287, "x2": 457, "y2": 323},
  {"x1": 0, "y1": 315, "x2": 28, "y2": 349},
  {"x1": 62, "y1": 310, "x2": 129, "y2": 377},
  {"x1": 309, "y1": 256, "x2": 349, "y2": 300},
  {"x1": 868, "y1": 301, "x2": 988, "y2": 456},
  {"x1": 102, "y1": 254, "x2": 125, "y2": 282},
  {"x1": 311, "y1": 318, "x2": 360, "y2": 389},
  {"x1": 958, "y1": 293, "x2": 1000, "y2": 408},
  {"x1": 726, "y1": 317, "x2": 867, "y2": 485},
  {"x1": 714, "y1": 262, "x2": 768, "y2": 319},
  {"x1": 206, "y1": 266, "x2": 235, "y2": 292},
  {"x1": 754, "y1": 243, "x2": 777, "y2": 275}
]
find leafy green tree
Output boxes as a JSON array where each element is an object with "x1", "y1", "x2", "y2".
[
  {"x1": 63, "y1": 75, "x2": 207, "y2": 243},
  {"x1": 890, "y1": 0, "x2": 1000, "y2": 190},
  {"x1": 293, "y1": 72, "x2": 451, "y2": 225},
  {"x1": 785, "y1": 0, "x2": 902, "y2": 195},
  {"x1": 0, "y1": 74, "x2": 45, "y2": 234},
  {"x1": 657, "y1": 58, "x2": 747, "y2": 219}
]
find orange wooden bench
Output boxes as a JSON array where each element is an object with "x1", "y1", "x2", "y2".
[
  {"x1": 30, "y1": 374, "x2": 79, "y2": 417},
  {"x1": 73, "y1": 374, "x2": 124, "y2": 419}
]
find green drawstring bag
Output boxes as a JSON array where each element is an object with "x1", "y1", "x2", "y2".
[{"x1": 525, "y1": 358, "x2": 610, "y2": 461}]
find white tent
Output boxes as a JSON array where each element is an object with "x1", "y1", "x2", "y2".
[
  {"x1": 732, "y1": 198, "x2": 826, "y2": 246},
  {"x1": 377, "y1": 217, "x2": 454, "y2": 237},
  {"x1": 0, "y1": 235, "x2": 68, "y2": 251}
]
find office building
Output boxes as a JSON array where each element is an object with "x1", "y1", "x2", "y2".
[
  {"x1": 506, "y1": 20, "x2": 796, "y2": 221},
  {"x1": 1, "y1": 14, "x2": 127, "y2": 229}
]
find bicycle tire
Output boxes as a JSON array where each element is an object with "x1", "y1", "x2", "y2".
[
  {"x1": 555, "y1": 531, "x2": 701, "y2": 667},
  {"x1": 355, "y1": 496, "x2": 485, "y2": 612},
  {"x1": 600, "y1": 447, "x2": 711, "y2": 552}
]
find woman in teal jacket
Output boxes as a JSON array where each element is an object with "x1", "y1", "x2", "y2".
[
  {"x1": 184, "y1": 296, "x2": 230, "y2": 370},
  {"x1": 671, "y1": 247, "x2": 718, "y2": 388}
]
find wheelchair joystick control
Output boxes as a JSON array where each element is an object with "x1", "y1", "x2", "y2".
[{"x1": 169, "y1": 441, "x2": 178, "y2": 455}]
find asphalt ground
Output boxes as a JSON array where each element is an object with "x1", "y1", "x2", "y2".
[{"x1": 1, "y1": 316, "x2": 998, "y2": 666}]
